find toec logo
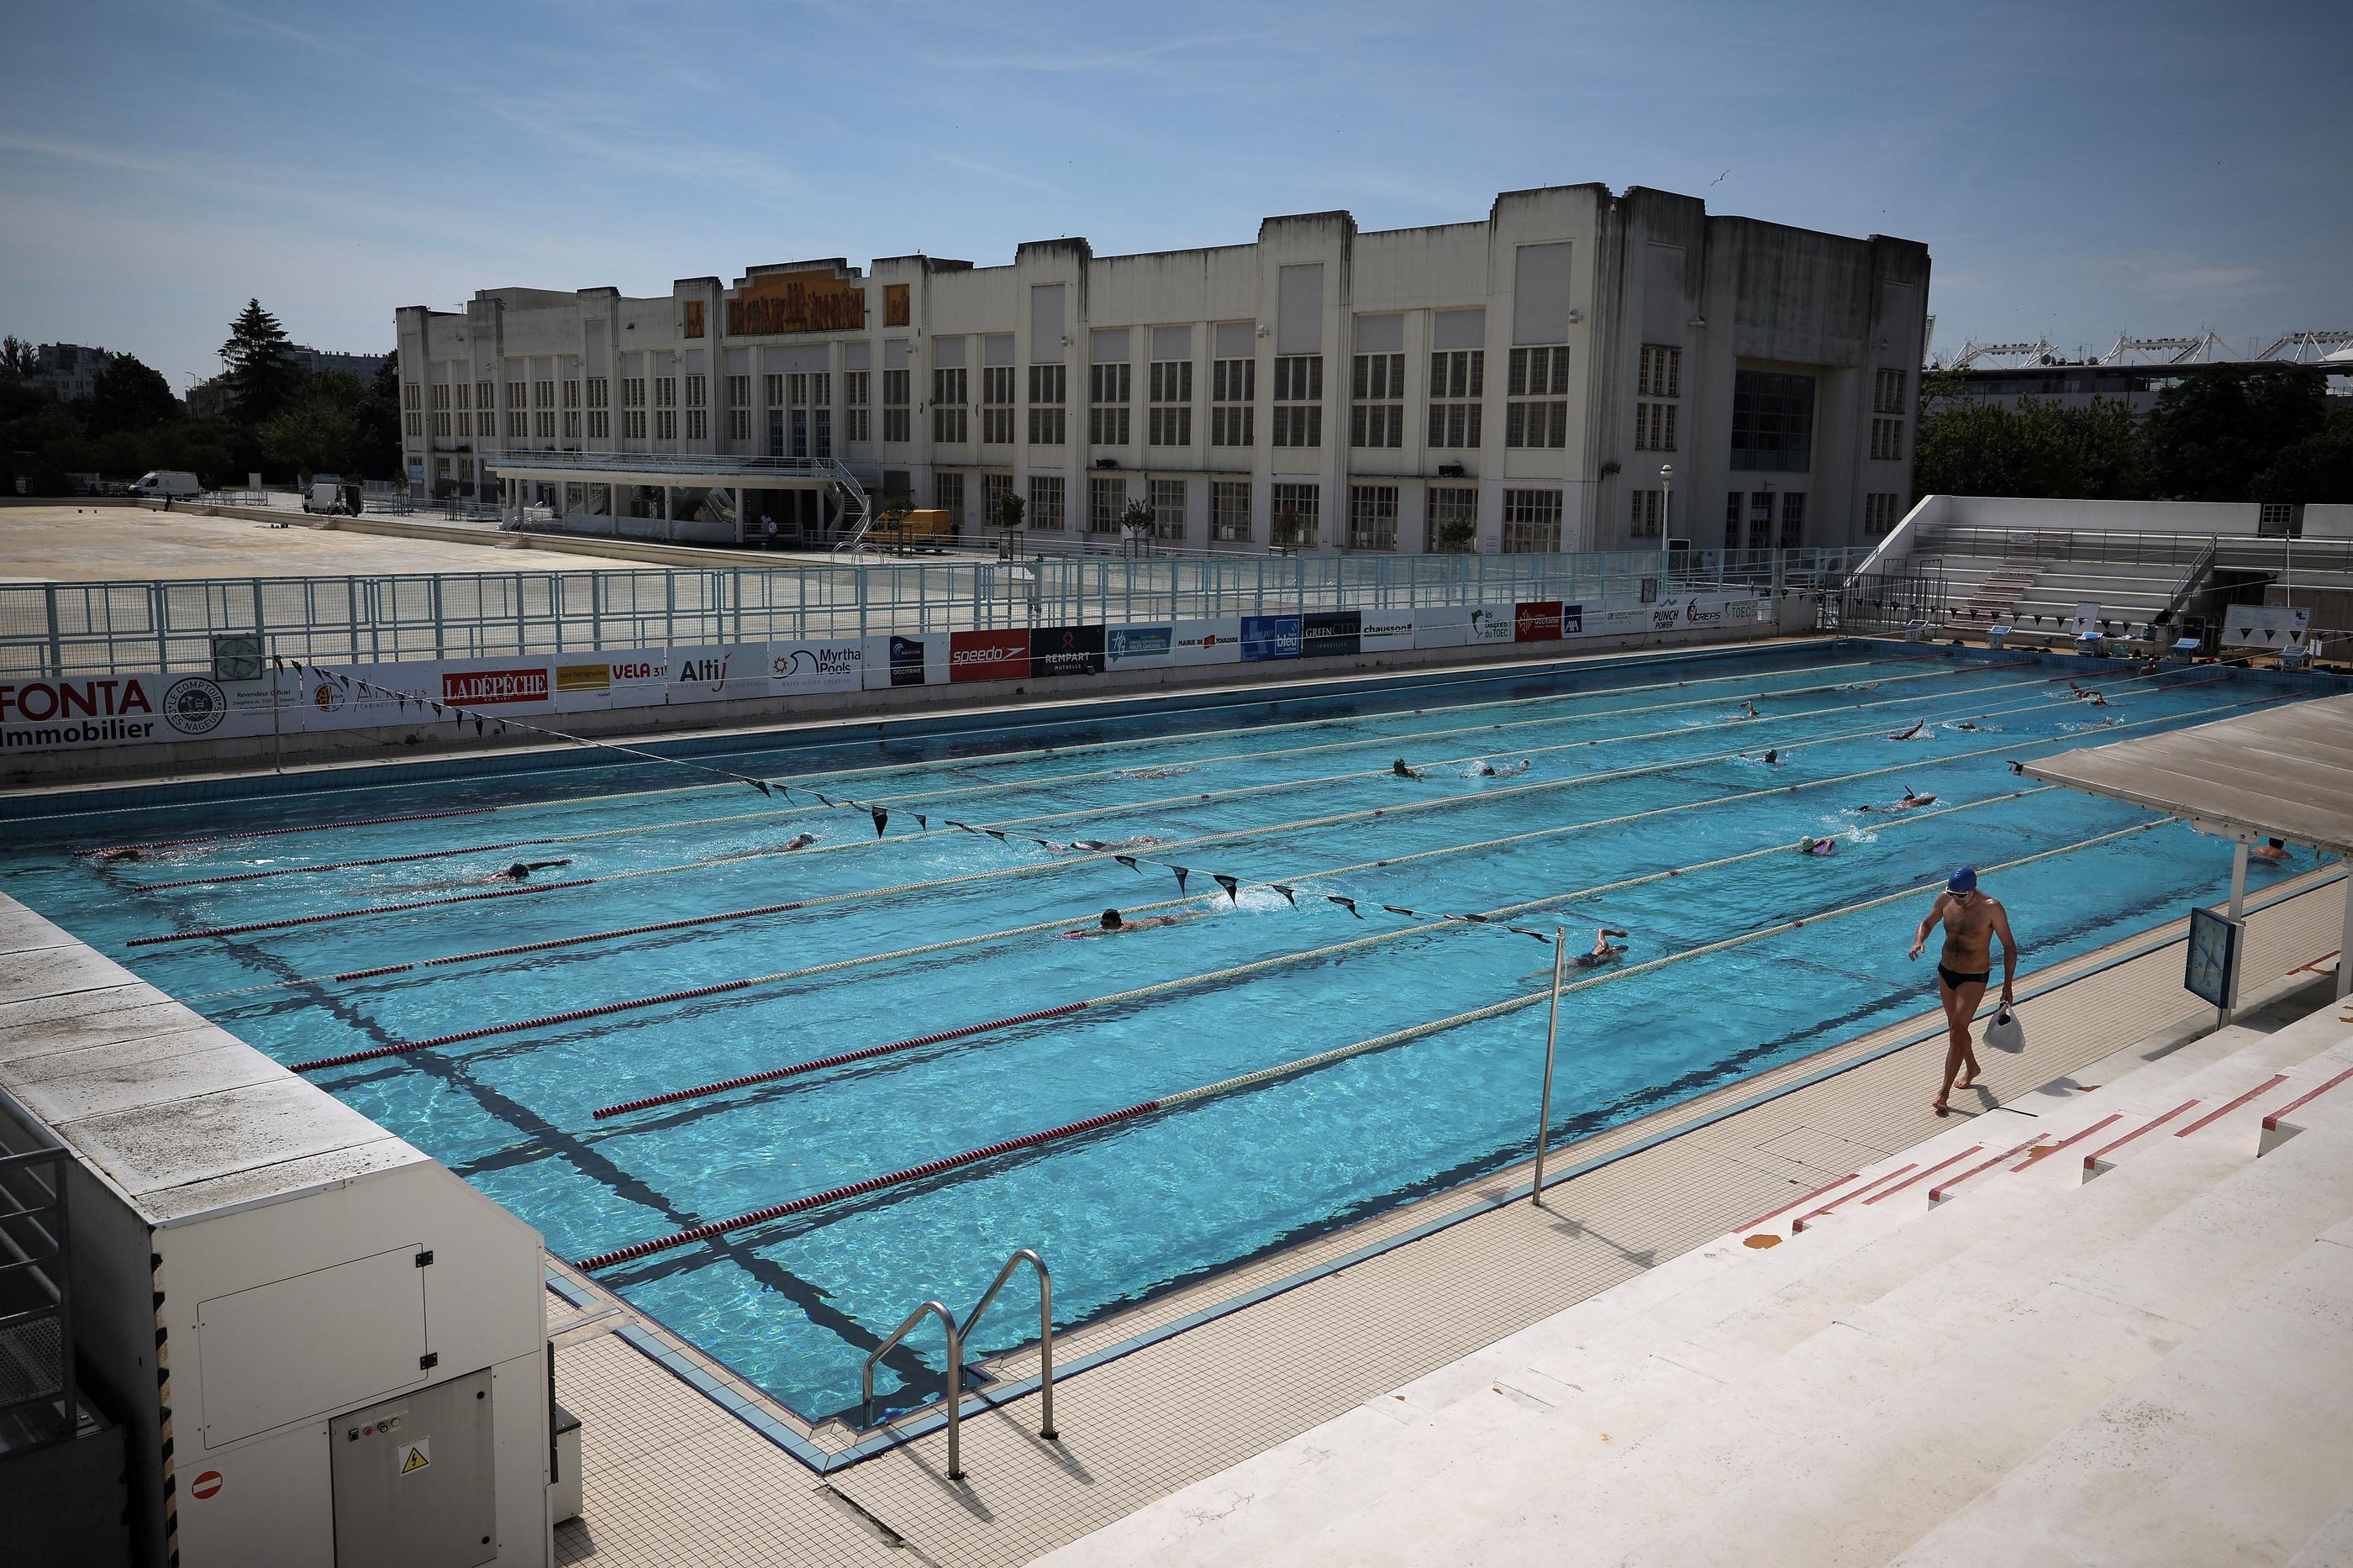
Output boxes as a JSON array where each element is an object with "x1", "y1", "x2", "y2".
[
  {"x1": 310, "y1": 677, "x2": 347, "y2": 713},
  {"x1": 161, "y1": 676, "x2": 227, "y2": 734}
]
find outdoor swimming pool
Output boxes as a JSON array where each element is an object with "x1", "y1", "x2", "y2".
[{"x1": 2, "y1": 641, "x2": 2331, "y2": 1425}]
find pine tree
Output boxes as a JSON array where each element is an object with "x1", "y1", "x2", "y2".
[{"x1": 218, "y1": 298, "x2": 299, "y2": 427}]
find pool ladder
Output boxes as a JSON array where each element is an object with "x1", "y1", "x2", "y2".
[{"x1": 860, "y1": 1247, "x2": 1057, "y2": 1481}]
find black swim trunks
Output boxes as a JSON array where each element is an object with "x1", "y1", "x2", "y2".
[{"x1": 1937, "y1": 963, "x2": 1990, "y2": 991}]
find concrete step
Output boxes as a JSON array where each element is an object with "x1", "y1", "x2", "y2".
[
  {"x1": 1897, "y1": 1194, "x2": 2353, "y2": 1568},
  {"x1": 1611, "y1": 1120, "x2": 2353, "y2": 1566}
]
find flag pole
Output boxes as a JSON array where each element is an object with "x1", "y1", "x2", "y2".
[{"x1": 1532, "y1": 924, "x2": 1566, "y2": 1206}]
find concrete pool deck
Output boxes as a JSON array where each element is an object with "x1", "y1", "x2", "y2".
[{"x1": 536, "y1": 862, "x2": 2348, "y2": 1565}]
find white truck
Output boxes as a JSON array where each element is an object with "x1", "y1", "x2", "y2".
[
  {"x1": 126, "y1": 470, "x2": 202, "y2": 499},
  {"x1": 303, "y1": 478, "x2": 363, "y2": 515}
]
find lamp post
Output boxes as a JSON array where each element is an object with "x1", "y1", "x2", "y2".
[{"x1": 1658, "y1": 463, "x2": 1673, "y2": 590}]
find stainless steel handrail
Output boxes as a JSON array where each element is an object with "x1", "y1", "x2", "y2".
[
  {"x1": 959, "y1": 1248, "x2": 1057, "y2": 1442},
  {"x1": 861, "y1": 1299, "x2": 965, "y2": 1480}
]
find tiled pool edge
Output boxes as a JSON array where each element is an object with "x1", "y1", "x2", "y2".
[{"x1": 554, "y1": 861, "x2": 2346, "y2": 1477}]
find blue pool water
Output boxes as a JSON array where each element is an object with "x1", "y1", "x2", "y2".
[{"x1": 1, "y1": 642, "x2": 2335, "y2": 1423}]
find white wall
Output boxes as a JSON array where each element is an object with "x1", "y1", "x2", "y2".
[{"x1": 1935, "y1": 497, "x2": 2353, "y2": 539}]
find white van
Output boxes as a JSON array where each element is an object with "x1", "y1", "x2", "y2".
[
  {"x1": 303, "y1": 479, "x2": 361, "y2": 515},
  {"x1": 128, "y1": 471, "x2": 202, "y2": 499}
]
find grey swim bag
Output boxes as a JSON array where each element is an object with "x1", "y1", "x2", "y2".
[{"x1": 1983, "y1": 1002, "x2": 2025, "y2": 1054}]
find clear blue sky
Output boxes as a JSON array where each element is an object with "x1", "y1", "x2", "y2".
[{"x1": 3, "y1": 0, "x2": 2346, "y2": 392}]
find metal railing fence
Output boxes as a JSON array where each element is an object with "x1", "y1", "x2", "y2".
[{"x1": 0, "y1": 548, "x2": 1841, "y2": 679}]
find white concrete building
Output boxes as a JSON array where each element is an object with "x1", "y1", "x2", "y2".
[{"x1": 396, "y1": 185, "x2": 1929, "y2": 554}]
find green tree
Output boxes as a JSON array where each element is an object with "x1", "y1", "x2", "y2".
[
  {"x1": 2144, "y1": 363, "x2": 2326, "y2": 502},
  {"x1": 84, "y1": 352, "x2": 181, "y2": 436},
  {"x1": 349, "y1": 358, "x2": 404, "y2": 481},
  {"x1": 2061, "y1": 396, "x2": 2152, "y2": 499},
  {"x1": 0, "y1": 335, "x2": 39, "y2": 381},
  {"x1": 218, "y1": 298, "x2": 300, "y2": 426},
  {"x1": 992, "y1": 487, "x2": 1024, "y2": 556},
  {"x1": 260, "y1": 371, "x2": 365, "y2": 476},
  {"x1": 2253, "y1": 425, "x2": 2353, "y2": 505},
  {"x1": 1911, "y1": 397, "x2": 2083, "y2": 500}
]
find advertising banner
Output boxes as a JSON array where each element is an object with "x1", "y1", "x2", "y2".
[
  {"x1": 1413, "y1": 606, "x2": 1468, "y2": 650},
  {"x1": 440, "y1": 659, "x2": 554, "y2": 711},
  {"x1": 0, "y1": 671, "x2": 287, "y2": 754},
  {"x1": 2222, "y1": 603, "x2": 2309, "y2": 648},
  {"x1": 1030, "y1": 624, "x2": 1107, "y2": 679},
  {"x1": 1106, "y1": 624, "x2": 1175, "y2": 669},
  {"x1": 665, "y1": 644, "x2": 770, "y2": 704},
  {"x1": 299, "y1": 658, "x2": 443, "y2": 733},
  {"x1": 1465, "y1": 604, "x2": 1516, "y2": 644},
  {"x1": 1301, "y1": 610, "x2": 1361, "y2": 659},
  {"x1": 1578, "y1": 604, "x2": 1658, "y2": 639},
  {"x1": 1359, "y1": 610, "x2": 1416, "y2": 651},
  {"x1": 1513, "y1": 601, "x2": 1564, "y2": 643},
  {"x1": 1240, "y1": 613, "x2": 1303, "y2": 662},
  {"x1": 1171, "y1": 619, "x2": 1243, "y2": 666},
  {"x1": 949, "y1": 629, "x2": 1031, "y2": 684},
  {"x1": 550, "y1": 653, "x2": 669, "y2": 713},
  {"x1": 767, "y1": 639, "x2": 863, "y2": 695},
  {"x1": 885, "y1": 634, "x2": 931, "y2": 688}
]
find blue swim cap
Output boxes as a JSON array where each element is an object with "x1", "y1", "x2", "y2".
[{"x1": 1949, "y1": 865, "x2": 1978, "y2": 893}]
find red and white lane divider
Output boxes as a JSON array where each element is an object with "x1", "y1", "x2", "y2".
[{"x1": 77, "y1": 805, "x2": 497, "y2": 859}]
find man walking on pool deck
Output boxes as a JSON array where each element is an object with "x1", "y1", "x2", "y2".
[{"x1": 1908, "y1": 865, "x2": 2019, "y2": 1115}]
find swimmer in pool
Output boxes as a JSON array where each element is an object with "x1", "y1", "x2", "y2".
[
  {"x1": 488, "y1": 859, "x2": 572, "y2": 882},
  {"x1": 2086, "y1": 692, "x2": 2109, "y2": 707},
  {"x1": 1798, "y1": 835, "x2": 1838, "y2": 856},
  {"x1": 97, "y1": 846, "x2": 143, "y2": 862},
  {"x1": 1856, "y1": 787, "x2": 1936, "y2": 813},
  {"x1": 1888, "y1": 718, "x2": 1925, "y2": 740},
  {"x1": 1757, "y1": 749, "x2": 1781, "y2": 766},
  {"x1": 2251, "y1": 837, "x2": 2292, "y2": 864},
  {"x1": 1734, "y1": 699, "x2": 1761, "y2": 720},
  {"x1": 1055, "y1": 834, "x2": 1165, "y2": 854},
  {"x1": 1392, "y1": 758, "x2": 1427, "y2": 780},
  {"x1": 1061, "y1": 907, "x2": 1187, "y2": 937},
  {"x1": 781, "y1": 832, "x2": 816, "y2": 851},
  {"x1": 1471, "y1": 758, "x2": 1533, "y2": 777},
  {"x1": 1121, "y1": 766, "x2": 1196, "y2": 781},
  {"x1": 1573, "y1": 926, "x2": 1631, "y2": 969}
]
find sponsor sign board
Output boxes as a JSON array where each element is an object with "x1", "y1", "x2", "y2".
[
  {"x1": 1171, "y1": 619, "x2": 1243, "y2": 666},
  {"x1": 1513, "y1": 601, "x2": 1564, "y2": 643},
  {"x1": 551, "y1": 653, "x2": 670, "y2": 713},
  {"x1": 0, "y1": 672, "x2": 280, "y2": 752},
  {"x1": 768, "y1": 639, "x2": 863, "y2": 694},
  {"x1": 1106, "y1": 624, "x2": 1175, "y2": 668},
  {"x1": 1240, "y1": 614, "x2": 1303, "y2": 662},
  {"x1": 1360, "y1": 611, "x2": 1415, "y2": 651},
  {"x1": 441, "y1": 664, "x2": 551, "y2": 708},
  {"x1": 949, "y1": 629, "x2": 1031, "y2": 683},
  {"x1": 1412, "y1": 606, "x2": 1468, "y2": 650},
  {"x1": 1030, "y1": 624, "x2": 1107, "y2": 679},
  {"x1": 666, "y1": 644, "x2": 769, "y2": 703},
  {"x1": 1466, "y1": 604, "x2": 1516, "y2": 644},
  {"x1": 1302, "y1": 610, "x2": 1361, "y2": 659},
  {"x1": 887, "y1": 634, "x2": 929, "y2": 687}
]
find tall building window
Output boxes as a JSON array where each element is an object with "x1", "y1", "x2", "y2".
[
  {"x1": 982, "y1": 471, "x2": 1013, "y2": 528},
  {"x1": 1506, "y1": 347, "x2": 1568, "y2": 448},
  {"x1": 1211, "y1": 480, "x2": 1251, "y2": 543},
  {"x1": 1639, "y1": 345, "x2": 1682, "y2": 399},
  {"x1": 654, "y1": 408, "x2": 676, "y2": 439},
  {"x1": 1350, "y1": 352, "x2": 1403, "y2": 449},
  {"x1": 683, "y1": 374, "x2": 703, "y2": 408},
  {"x1": 1744, "y1": 492, "x2": 1775, "y2": 551},
  {"x1": 1870, "y1": 414, "x2": 1904, "y2": 461},
  {"x1": 1150, "y1": 478, "x2": 1187, "y2": 541},
  {"x1": 1874, "y1": 368, "x2": 1906, "y2": 412},
  {"x1": 476, "y1": 380, "x2": 494, "y2": 418},
  {"x1": 844, "y1": 371, "x2": 870, "y2": 444},
  {"x1": 726, "y1": 374, "x2": 748, "y2": 409},
  {"x1": 932, "y1": 366, "x2": 967, "y2": 444},
  {"x1": 403, "y1": 381, "x2": 421, "y2": 411},
  {"x1": 432, "y1": 382, "x2": 450, "y2": 439},
  {"x1": 1087, "y1": 362, "x2": 1130, "y2": 445},
  {"x1": 536, "y1": 408, "x2": 557, "y2": 441},
  {"x1": 1272, "y1": 355, "x2": 1322, "y2": 448},
  {"x1": 1149, "y1": 359, "x2": 1192, "y2": 445},
  {"x1": 935, "y1": 471, "x2": 964, "y2": 529},
  {"x1": 1028, "y1": 473, "x2": 1066, "y2": 531},
  {"x1": 1211, "y1": 357, "x2": 1255, "y2": 446},
  {"x1": 534, "y1": 377, "x2": 556, "y2": 408},
  {"x1": 1427, "y1": 486, "x2": 1477, "y2": 553},
  {"x1": 1088, "y1": 475, "x2": 1125, "y2": 534},
  {"x1": 724, "y1": 376, "x2": 746, "y2": 439},
  {"x1": 1634, "y1": 401, "x2": 1678, "y2": 451},
  {"x1": 1864, "y1": 492, "x2": 1902, "y2": 534},
  {"x1": 1503, "y1": 488, "x2": 1563, "y2": 553},
  {"x1": 587, "y1": 377, "x2": 608, "y2": 408},
  {"x1": 1348, "y1": 484, "x2": 1398, "y2": 550},
  {"x1": 1730, "y1": 369, "x2": 1816, "y2": 471},
  {"x1": 509, "y1": 405, "x2": 529, "y2": 440},
  {"x1": 623, "y1": 408, "x2": 646, "y2": 440},
  {"x1": 1724, "y1": 491, "x2": 1744, "y2": 550},
  {"x1": 1778, "y1": 491, "x2": 1806, "y2": 549},
  {"x1": 763, "y1": 373, "x2": 785, "y2": 407},
  {"x1": 981, "y1": 366, "x2": 1015, "y2": 444},
  {"x1": 1270, "y1": 481, "x2": 1319, "y2": 547},
  {"x1": 684, "y1": 408, "x2": 705, "y2": 440},
  {"x1": 882, "y1": 366, "x2": 910, "y2": 443},
  {"x1": 1428, "y1": 350, "x2": 1483, "y2": 449},
  {"x1": 1028, "y1": 363, "x2": 1067, "y2": 445},
  {"x1": 406, "y1": 410, "x2": 422, "y2": 439},
  {"x1": 1629, "y1": 487, "x2": 1662, "y2": 539}
]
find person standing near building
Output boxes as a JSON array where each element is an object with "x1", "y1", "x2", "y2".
[
  {"x1": 760, "y1": 513, "x2": 778, "y2": 550},
  {"x1": 1908, "y1": 866, "x2": 2018, "y2": 1115}
]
